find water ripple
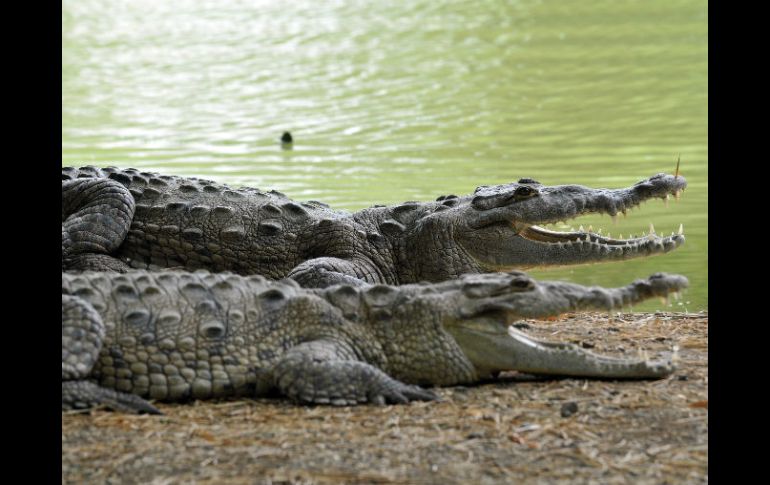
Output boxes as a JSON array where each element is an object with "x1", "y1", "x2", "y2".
[{"x1": 63, "y1": 0, "x2": 707, "y2": 310}]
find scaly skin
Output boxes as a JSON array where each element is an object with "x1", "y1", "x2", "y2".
[
  {"x1": 62, "y1": 270, "x2": 688, "y2": 413},
  {"x1": 62, "y1": 166, "x2": 687, "y2": 287}
]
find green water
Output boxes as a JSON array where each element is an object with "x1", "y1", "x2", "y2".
[{"x1": 62, "y1": 0, "x2": 708, "y2": 311}]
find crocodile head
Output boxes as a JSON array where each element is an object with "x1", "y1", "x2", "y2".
[
  {"x1": 406, "y1": 173, "x2": 687, "y2": 279},
  {"x1": 437, "y1": 271, "x2": 688, "y2": 380},
  {"x1": 322, "y1": 271, "x2": 689, "y2": 386}
]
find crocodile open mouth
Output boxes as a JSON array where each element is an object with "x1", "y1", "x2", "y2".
[
  {"x1": 457, "y1": 172, "x2": 688, "y2": 269},
  {"x1": 458, "y1": 217, "x2": 686, "y2": 271},
  {"x1": 516, "y1": 222, "x2": 685, "y2": 247}
]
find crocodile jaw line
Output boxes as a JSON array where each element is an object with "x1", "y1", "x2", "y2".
[
  {"x1": 450, "y1": 324, "x2": 675, "y2": 379},
  {"x1": 458, "y1": 219, "x2": 686, "y2": 271}
]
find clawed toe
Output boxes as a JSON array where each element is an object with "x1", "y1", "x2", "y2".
[
  {"x1": 373, "y1": 383, "x2": 440, "y2": 405},
  {"x1": 62, "y1": 381, "x2": 162, "y2": 415}
]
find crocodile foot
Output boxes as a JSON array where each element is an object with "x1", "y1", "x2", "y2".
[
  {"x1": 273, "y1": 340, "x2": 440, "y2": 406},
  {"x1": 62, "y1": 381, "x2": 161, "y2": 414},
  {"x1": 62, "y1": 253, "x2": 132, "y2": 272}
]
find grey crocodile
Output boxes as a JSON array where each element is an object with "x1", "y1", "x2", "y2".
[
  {"x1": 62, "y1": 166, "x2": 687, "y2": 287},
  {"x1": 62, "y1": 270, "x2": 688, "y2": 413}
]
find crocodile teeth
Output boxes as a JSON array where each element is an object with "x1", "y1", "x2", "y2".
[
  {"x1": 664, "y1": 194, "x2": 670, "y2": 208},
  {"x1": 579, "y1": 225, "x2": 585, "y2": 232},
  {"x1": 678, "y1": 223, "x2": 684, "y2": 235},
  {"x1": 649, "y1": 223, "x2": 655, "y2": 235},
  {"x1": 588, "y1": 225, "x2": 593, "y2": 233},
  {"x1": 674, "y1": 190, "x2": 681, "y2": 201}
]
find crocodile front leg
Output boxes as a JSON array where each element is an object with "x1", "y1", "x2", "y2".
[
  {"x1": 62, "y1": 178, "x2": 135, "y2": 272},
  {"x1": 62, "y1": 295, "x2": 160, "y2": 414},
  {"x1": 271, "y1": 340, "x2": 439, "y2": 405},
  {"x1": 287, "y1": 257, "x2": 386, "y2": 288}
]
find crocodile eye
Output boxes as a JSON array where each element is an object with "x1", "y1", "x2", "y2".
[
  {"x1": 514, "y1": 186, "x2": 537, "y2": 199},
  {"x1": 511, "y1": 276, "x2": 535, "y2": 290}
]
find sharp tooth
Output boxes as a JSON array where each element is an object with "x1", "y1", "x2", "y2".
[
  {"x1": 570, "y1": 226, "x2": 575, "y2": 232},
  {"x1": 674, "y1": 190, "x2": 681, "y2": 201},
  {"x1": 588, "y1": 225, "x2": 593, "y2": 233},
  {"x1": 583, "y1": 235, "x2": 590, "y2": 242},
  {"x1": 597, "y1": 228, "x2": 603, "y2": 234},
  {"x1": 579, "y1": 225, "x2": 585, "y2": 232},
  {"x1": 649, "y1": 223, "x2": 655, "y2": 235},
  {"x1": 619, "y1": 233, "x2": 623, "y2": 240},
  {"x1": 606, "y1": 232, "x2": 611, "y2": 239},
  {"x1": 678, "y1": 223, "x2": 684, "y2": 235},
  {"x1": 611, "y1": 214, "x2": 618, "y2": 225},
  {"x1": 664, "y1": 194, "x2": 670, "y2": 208}
]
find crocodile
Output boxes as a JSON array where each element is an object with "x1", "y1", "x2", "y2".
[
  {"x1": 62, "y1": 270, "x2": 688, "y2": 413},
  {"x1": 62, "y1": 166, "x2": 687, "y2": 288}
]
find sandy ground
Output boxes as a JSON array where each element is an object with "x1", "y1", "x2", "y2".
[{"x1": 62, "y1": 311, "x2": 707, "y2": 484}]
